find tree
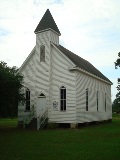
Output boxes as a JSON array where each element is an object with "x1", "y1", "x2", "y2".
[
  {"x1": 112, "y1": 95, "x2": 120, "y2": 114},
  {"x1": 0, "y1": 61, "x2": 25, "y2": 117},
  {"x1": 113, "y1": 52, "x2": 120, "y2": 113}
]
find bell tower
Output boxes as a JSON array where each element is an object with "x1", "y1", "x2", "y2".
[
  {"x1": 34, "y1": 9, "x2": 61, "y2": 45},
  {"x1": 33, "y1": 9, "x2": 61, "y2": 108}
]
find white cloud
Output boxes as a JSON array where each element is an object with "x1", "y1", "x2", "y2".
[{"x1": 0, "y1": 0, "x2": 120, "y2": 100}]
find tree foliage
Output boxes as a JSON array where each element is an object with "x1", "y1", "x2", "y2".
[
  {"x1": 112, "y1": 94, "x2": 120, "y2": 114},
  {"x1": 0, "y1": 61, "x2": 25, "y2": 117},
  {"x1": 113, "y1": 52, "x2": 120, "y2": 113}
]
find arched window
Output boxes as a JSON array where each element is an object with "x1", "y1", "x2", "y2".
[
  {"x1": 60, "y1": 86, "x2": 66, "y2": 111},
  {"x1": 40, "y1": 45, "x2": 45, "y2": 62},
  {"x1": 25, "y1": 89, "x2": 30, "y2": 111}
]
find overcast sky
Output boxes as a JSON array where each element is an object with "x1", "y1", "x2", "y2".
[{"x1": 0, "y1": 0, "x2": 120, "y2": 101}]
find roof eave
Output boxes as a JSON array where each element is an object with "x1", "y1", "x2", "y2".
[
  {"x1": 34, "y1": 28, "x2": 61, "y2": 36},
  {"x1": 69, "y1": 67, "x2": 113, "y2": 85},
  {"x1": 51, "y1": 43, "x2": 76, "y2": 67}
]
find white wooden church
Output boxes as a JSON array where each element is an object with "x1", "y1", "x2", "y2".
[{"x1": 18, "y1": 9, "x2": 112, "y2": 129}]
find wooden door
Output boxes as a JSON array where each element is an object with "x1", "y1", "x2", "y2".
[{"x1": 37, "y1": 93, "x2": 46, "y2": 118}]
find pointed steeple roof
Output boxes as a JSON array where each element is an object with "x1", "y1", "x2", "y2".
[{"x1": 34, "y1": 9, "x2": 61, "y2": 35}]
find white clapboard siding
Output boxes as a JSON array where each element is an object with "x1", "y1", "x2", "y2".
[
  {"x1": 18, "y1": 24, "x2": 112, "y2": 125},
  {"x1": 18, "y1": 48, "x2": 36, "y2": 120},
  {"x1": 76, "y1": 112, "x2": 112, "y2": 123},
  {"x1": 50, "y1": 30, "x2": 59, "y2": 45},
  {"x1": 76, "y1": 71, "x2": 112, "y2": 123},
  {"x1": 18, "y1": 30, "x2": 53, "y2": 121},
  {"x1": 35, "y1": 31, "x2": 51, "y2": 117},
  {"x1": 48, "y1": 45, "x2": 76, "y2": 123}
]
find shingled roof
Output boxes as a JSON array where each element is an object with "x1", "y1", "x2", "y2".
[
  {"x1": 34, "y1": 9, "x2": 61, "y2": 35},
  {"x1": 55, "y1": 44, "x2": 112, "y2": 84}
]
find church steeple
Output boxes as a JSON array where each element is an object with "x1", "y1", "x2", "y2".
[{"x1": 34, "y1": 9, "x2": 61, "y2": 35}]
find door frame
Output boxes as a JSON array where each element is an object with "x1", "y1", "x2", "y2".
[{"x1": 36, "y1": 93, "x2": 47, "y2": 130}]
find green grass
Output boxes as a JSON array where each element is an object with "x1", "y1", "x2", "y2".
[
  {"x1": 0, "y1": 118, "x2": 17, "y2": 127},
  {"x1": 0, "y1": 116, "x2": 120, "y2": 160}
]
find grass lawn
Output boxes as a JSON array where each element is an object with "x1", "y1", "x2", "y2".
[
  {"x1": 0, "y1": 115, "x2": 120, "y2": 160},
  {"x1": 0, "y1": 118, "x2": 17, "y2": 127}
]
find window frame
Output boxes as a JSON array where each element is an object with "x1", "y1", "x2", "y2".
[
  {"x1": 86, "y1": 88, "x2": 89, "y2": 111},
  {"x1": 105, "y1": 93, "x2": 107, "y2": 111},
  {"x1": 25, "y1": 89, "x2": 30, "y2": 112},
  {"x1": 60, "y1": 86, "x2": 66, "y2": 111},
  {"x1": 97, "y1": 91, "x2": 99, "y2": 111},
  {"x1": 40, "y1": 45, "x2": 45, "y2": 62}
]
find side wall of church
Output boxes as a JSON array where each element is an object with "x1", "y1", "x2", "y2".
[{"x1": 76, "y1": 71, "x2": 112, "y2": 123}]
